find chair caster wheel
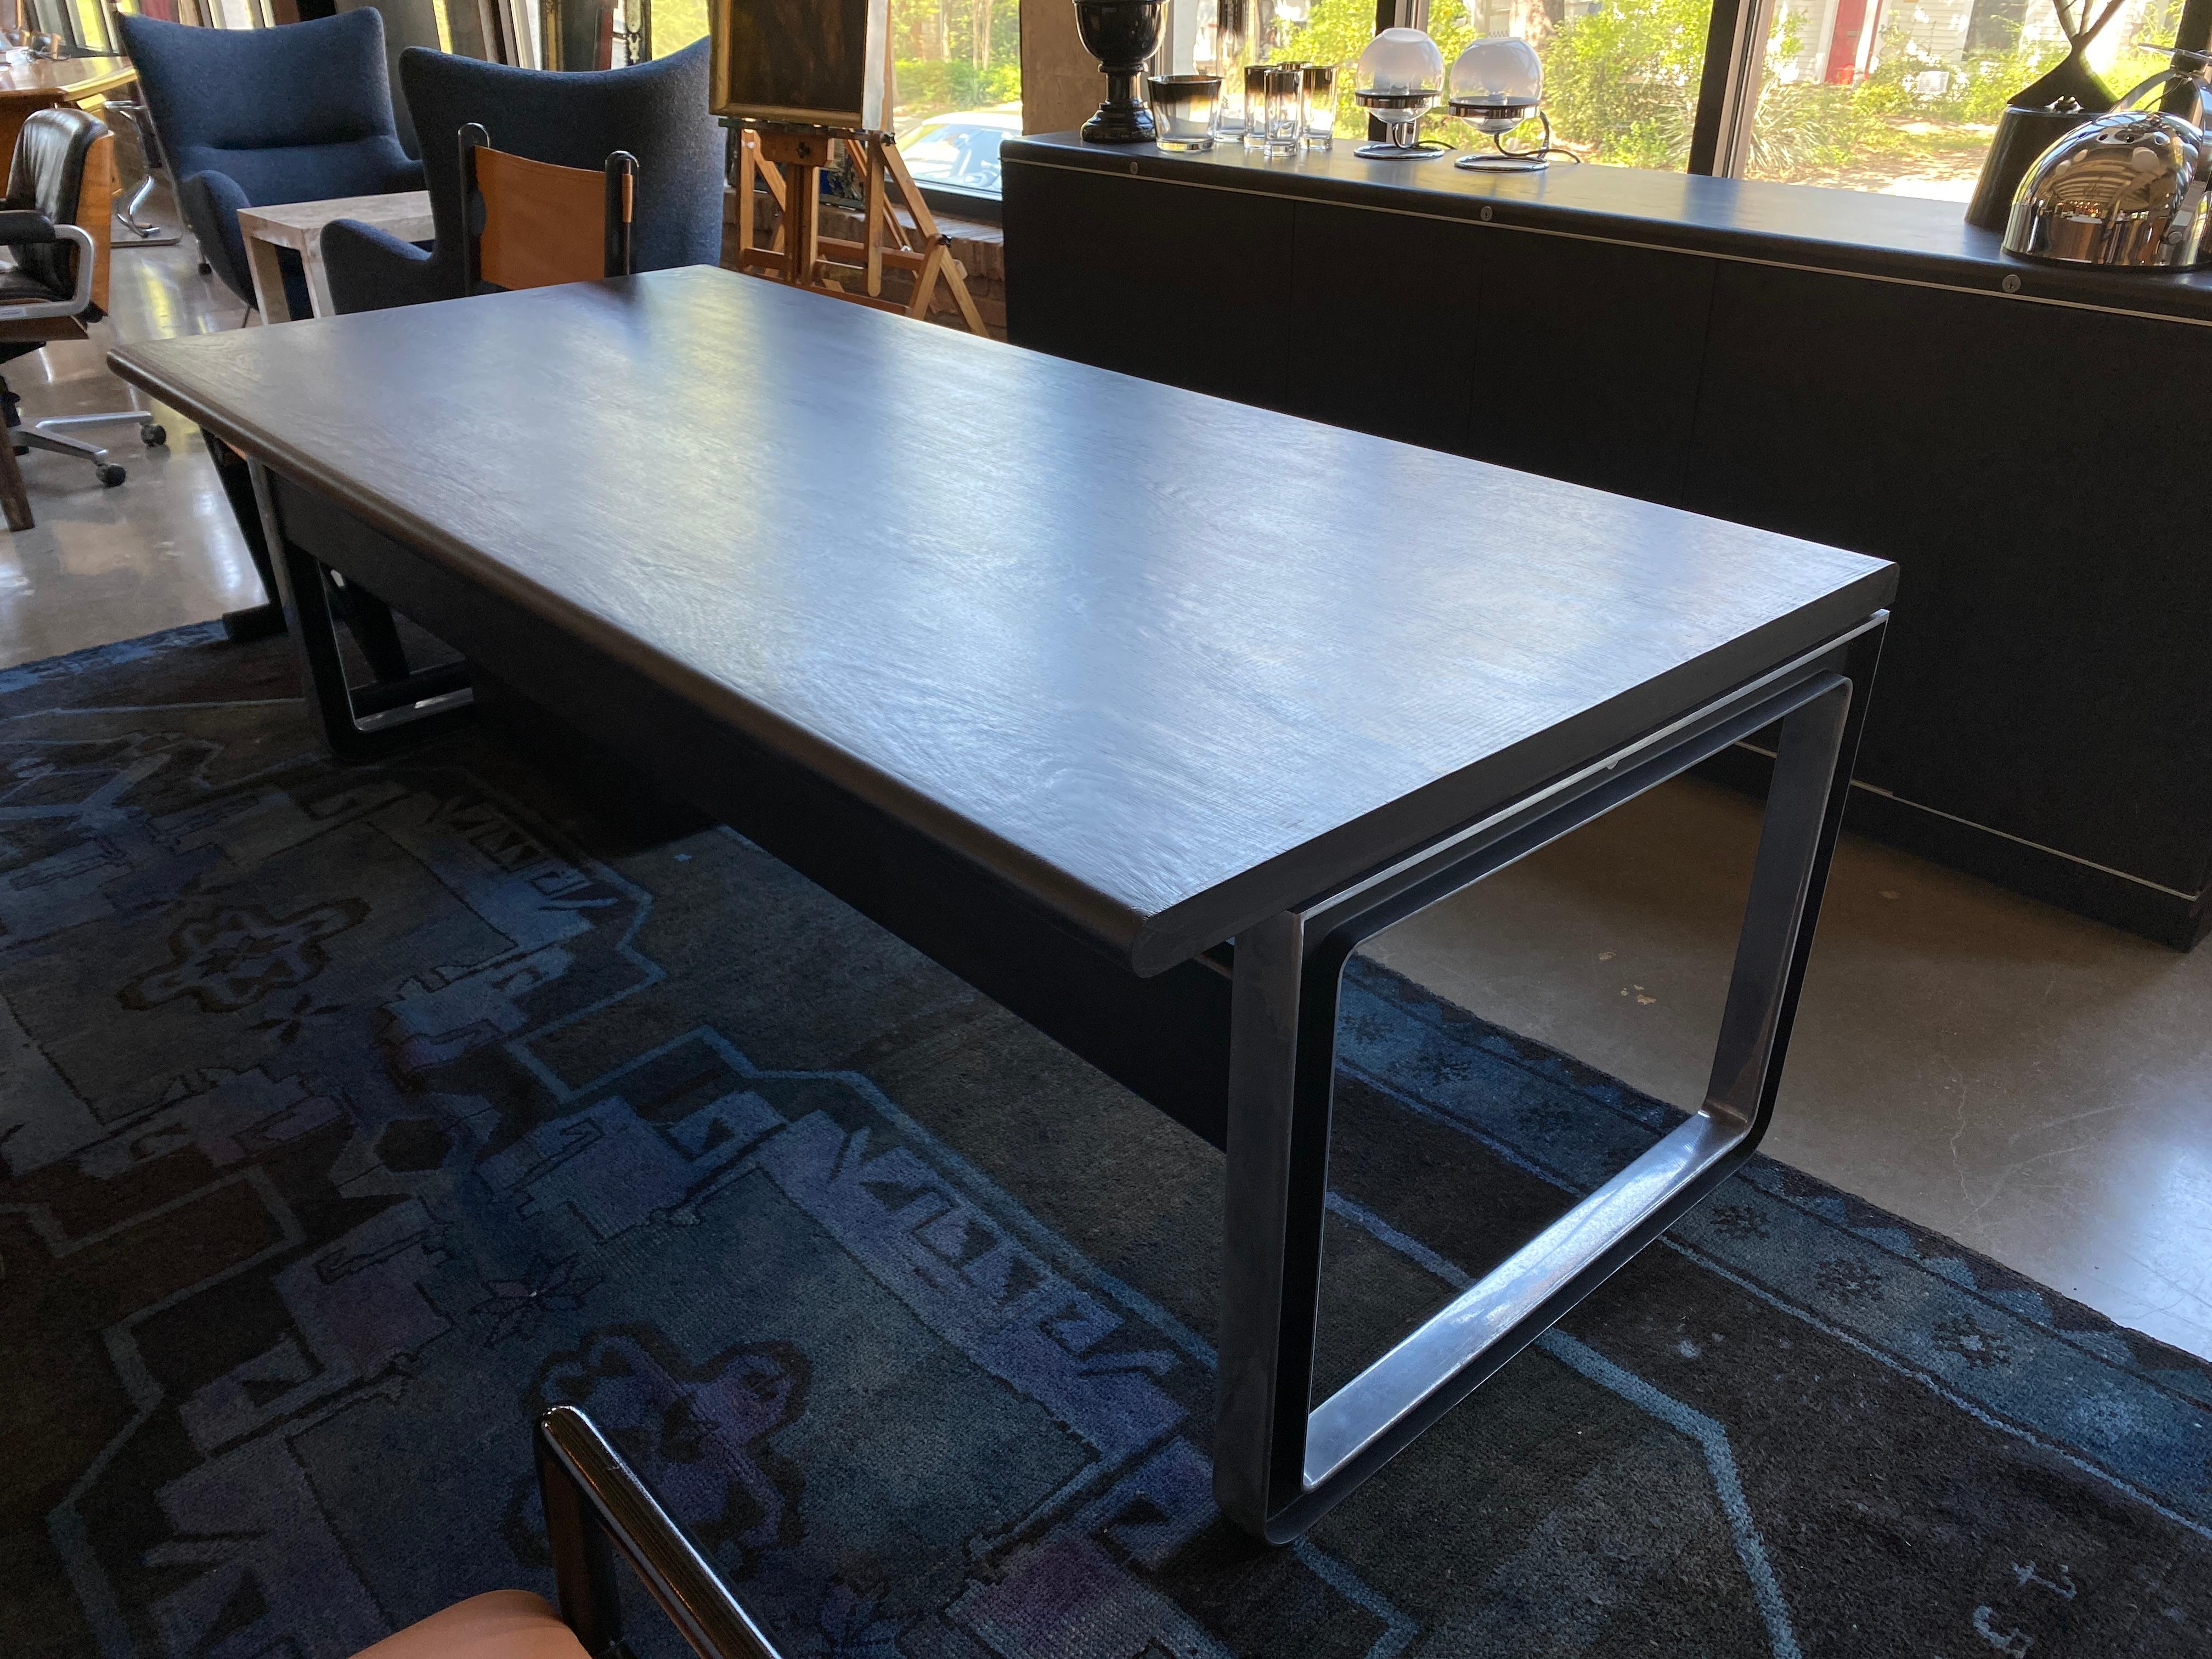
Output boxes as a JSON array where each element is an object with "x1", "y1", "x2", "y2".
[
  {"x1": 141, "y1": 423, "x2": 166, "y2": 447},
  {"x1": 98, "y1": 464, "x2": 125, "y2": 487}
]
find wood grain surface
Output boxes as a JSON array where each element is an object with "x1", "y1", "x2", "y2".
[{"x1": 110, "y1": 266, "x2": 1893, "y2": 972}]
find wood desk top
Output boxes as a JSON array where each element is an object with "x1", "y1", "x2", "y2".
[
  {"x1": 109, "y1": 267, "x2": 1894, "y2": 972},
  {"x1": 236, "y1": 190, "x2": 433, "y2": 250},
  {"x1": 0, "y1": 56, "x2": 134, "y2": 103}
]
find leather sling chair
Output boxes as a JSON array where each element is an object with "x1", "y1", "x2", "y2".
[{"x1": 352, "y1": 1406, "x2": 783, "y2": 1659}]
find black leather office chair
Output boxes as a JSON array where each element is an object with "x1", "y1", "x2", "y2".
[{"x1": 0, "y1": 108, "x2": 165, "y2": 498}]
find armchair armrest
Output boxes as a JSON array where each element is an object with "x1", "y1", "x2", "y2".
[
  {"x1": 0, "y1": 210, "x2": 58, "y2": 244},
  {"x1": 534, "y1": 1406, "x2": 784, "y2": 1659},
  {"x1": 321, "y1": 217, "x2": 453, "y2": 315},
  {"x1": 0, "y1": 222, "x2": 96, "y2": 322}
]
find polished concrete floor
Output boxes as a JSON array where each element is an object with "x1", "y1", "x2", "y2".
[
  {"x1": 0, "y1": 228, "x2": 261, "y2": 667},
  {"x1": 10, "y1": 223, "x2": 2211, "y2": 1366},
  {"x1": 1371, "y1": 782, "x2": 2212, "y2": 1363}
]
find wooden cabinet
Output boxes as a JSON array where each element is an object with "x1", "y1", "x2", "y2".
[
  {"x1": 1003, "y1": 144, "x2": 2212, "y2": 943},
  {"x1": 1686, "y1": 264, "x2": 2212, "y2": 895},
  {"x1": 1464, "y1": 233, "x2": 1716, "y2": 509},
  {"x1": 1283, "y1": 201, "x2": 1483, "y2": 449},
  {"x1": 1004, "y1": 162, "x2": 1297, "y2": 410}
]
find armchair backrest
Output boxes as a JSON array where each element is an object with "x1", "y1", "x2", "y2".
[
  {"x1": 116, "y1": 10, "x2": 413, "y2": 202},
  {"x1": 401, "y1": 42, "x2": 721, "y2": 283},
  {"x1": 5, "y1": 108, "x2": 104, "y2": 302}
]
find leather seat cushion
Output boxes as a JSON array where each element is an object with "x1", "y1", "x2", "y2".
[
  {"x1": 348, "y1": 1591, "x2": 590, "y2": 1659},
  {"x1": 0, "y1": 252, "x2": 64, "y2": 306}
]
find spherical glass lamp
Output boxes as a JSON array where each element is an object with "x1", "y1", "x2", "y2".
[
  {"x1": 1352, "y1": 27, "x2": 1449, "y2": 160},
  {"x1": 1447, "y1": 36, "x2": 1564, "y2": 172}
]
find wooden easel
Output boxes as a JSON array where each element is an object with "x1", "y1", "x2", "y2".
[{"x1": 732, "y1": 63, "x2": 988, "y2": 336}]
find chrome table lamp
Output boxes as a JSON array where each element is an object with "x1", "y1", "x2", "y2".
[
  {"x1": 1352, "y1": 27, "x2": 1448, "y2": 159},
  {"x1": 1447, "y1": 36, "x2": 1567, "y2": 172}
]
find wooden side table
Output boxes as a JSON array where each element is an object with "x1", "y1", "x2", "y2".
[{"x1": 235, "y1": 190, "x2": 434, "y2": 321}]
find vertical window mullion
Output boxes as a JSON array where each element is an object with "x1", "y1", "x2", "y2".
[{"x1": 1686, "y1": 0, "x2": 1773, "y2": 176}]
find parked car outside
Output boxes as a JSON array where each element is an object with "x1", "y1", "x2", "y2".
[{"x1": 897, "y1": 108, "x2": 1021, "y2": 194}]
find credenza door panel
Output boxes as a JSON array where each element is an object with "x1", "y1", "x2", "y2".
[
  {"x1": 1685, "y1": 261, "x2": 2212, "y2": 893},
  {"x1": 1003, "y1": 166, "x2": 1297, "y2": 409},
  {"x1": 1466, "y1": 232, "x2": 1717, "y2": 510},
  {"x1": 1285, "y1": 200, "x2": 1485, "y2": 450}
]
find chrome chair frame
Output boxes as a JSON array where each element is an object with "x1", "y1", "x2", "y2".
[
  {"x1": 0, "y1": 221, "x2": 163, "y2": 484},
  {"x1": 0, "y1": 222, "x2": 95, "y2": 320},
  {"x1": 535, "y1": 1405, "x2": 785, "y2": 1659},
  {"x1": 97, "y1": 100, "x2": 183, "y2": 248}
]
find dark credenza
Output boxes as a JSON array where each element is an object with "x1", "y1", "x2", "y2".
[{"x1": 1002, "y1": 134, "x2": 2212, "y2": 947}]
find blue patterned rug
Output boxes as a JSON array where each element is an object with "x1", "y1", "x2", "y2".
[{"x1": 4, "y1": 623, "x2": 2209, "y2": 1659}]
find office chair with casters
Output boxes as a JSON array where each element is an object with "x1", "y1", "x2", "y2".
[
  {"x1": 0, "y1": 109, "x2": 164, "y2": 525},
  {"x1": 348, "y1": 1406, "x2": 785, "y2": 1659},
  {"x1": 460, "y1": 123, "x2": 635, "y2": 293}
]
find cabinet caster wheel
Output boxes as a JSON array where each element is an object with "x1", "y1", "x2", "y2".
[
  {"x1": 98, "y1": 464, "x2": 125, "y2": 487},
  {"x1": 141, "y1": 423, "x2": 166, "y2": 447}
]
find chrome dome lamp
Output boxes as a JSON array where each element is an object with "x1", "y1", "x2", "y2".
[
  {"x1": 1352, "y1": 27, "x2": 1449, "y2": 160},
  {"x1": 2004, "y1": 49, "x2": 2212, "y2": 269},
  {"x1": 1447, "y1": 36, "x2": 1564, "y2": 172}
]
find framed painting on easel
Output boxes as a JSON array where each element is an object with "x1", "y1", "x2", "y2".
[{"x1": 708, "y1": 0, "x2": 889, "y2": 129}]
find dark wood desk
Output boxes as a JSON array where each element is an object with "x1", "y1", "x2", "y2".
[{"x1": 110, "y1": 266, "x2": 1894, "y2": 1541}]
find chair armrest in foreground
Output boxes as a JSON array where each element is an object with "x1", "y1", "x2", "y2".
[
  {"x1": 0, "y1": 222, "x2": 96, "y2": 321},
  {"x1": 0, "y1": 209, "x2": 58, "y2": 243},
  {"x1": 534, "y1": 1405, "x2": 785, "y2": 1659}
]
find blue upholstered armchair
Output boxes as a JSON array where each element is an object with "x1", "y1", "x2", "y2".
[
  {"x1": 321, "y1": 42, "x2": 722, "y2": 314},
  {"x1": 116, "y1": 10, "x2": 425, "y2": 317}
]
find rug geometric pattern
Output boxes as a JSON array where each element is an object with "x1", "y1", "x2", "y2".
[{"x1": 3, "y1": 624, "x2": 2208, "y2": 1658}]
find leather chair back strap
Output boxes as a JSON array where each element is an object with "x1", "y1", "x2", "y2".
[{"x1": 459, "y1": 124, "x2": 635, "y2": 294}]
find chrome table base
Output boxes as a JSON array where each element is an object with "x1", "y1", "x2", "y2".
[
  {"x1": 249, "y1": 461, "x2": 476, "y2": 759},
  {"x1": 1214, "y1": 620, "x2": 1881, "y2": 1541}
]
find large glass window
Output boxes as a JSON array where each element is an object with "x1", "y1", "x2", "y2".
[
  {"x1": 1741, "y1": 0, "x2": 2180, "y2": 197},
  {"x1": 629, "y1": 0, "x2": 1020, "y2": 193},
  {"x1": 890, "y1": 0, "x2": 1024, "y2": 192},
  {"x1": 1249, "y1": 0, "x2": 1721, "y2": 168},
  {"x1": 651, "y1": 0, "x2": 712, "y2": 54}
]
